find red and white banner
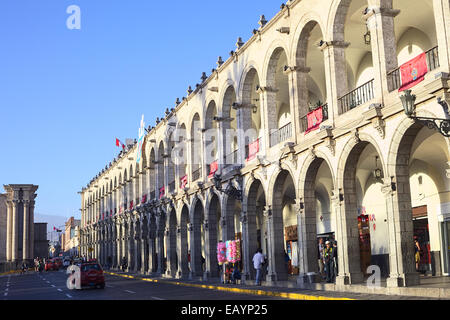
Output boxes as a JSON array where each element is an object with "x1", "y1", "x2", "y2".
[
  {"x1": 246, "y1": 139, "x2": 259, "y2": 161},
  {"x1": 399, "y1": 52, "x2": 428, "y2": 92},
  {"x1": 305, "y1": 106, "x2": 323, "y2": 134},
  {"x1": 115, "y1": 138, "x2": 126, "y2": 150},
  {"x1": 180, "y1": 175, "x2": 188, "y2": 189},
  {"x1": 159, "y1": 186, "x2": 165, "y2": 199},
  {"x1": 208, "y1": 161, "x2": 218, "y2": 178}
]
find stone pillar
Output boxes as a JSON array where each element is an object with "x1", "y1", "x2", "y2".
[
  {"x1": 133, "y1": 218, "x2": 140, "y2": 272},
  {"x1": 334, "y1": 189, "x2": 364, "y2": 285},
  {"x1": 433, "y1": 0, "x2": 450, "y2": 71},
  {"x1": 263, "y1": 207, "x2": 276, "y2": 282},
  {"x1": 176, "y1": 225, "x2": 189, "y2": 279},
  {"x1": 292, "y1": 67, "x2": 312, "y2": 133},
  {"x1": 127, "y1": 218, "x2": 133, "y2": 272},
  {"x1": 203, "y1": 219, "x2": 219, "y2": 280},
  {"x1": 155, "y1": 210, "x2": 166, "y2": 275},
  {"x1": 23, "y1": 200, "x2": 29, "y2": 261},
  {"x1": 29, "y1": 200, "x2": 35, "y2": 260},
  {"x1": 6, "y1": 201, "x2": 12, "y2": 261},
  {"x1": 383, "y1": 178, "x2": 420, "y2": 287},
  {"x1": 256, "y1": 86, "x2": 275, "y2": 152},
  {"x1": 364, "y1": 2, "x2": 400, "y2": 95},
  {"x1": 166, "y1": 227, "x2": 177, "y2": 277},
  {"x1": 239, "y1": 212, "x2": 252, "y2": 283},
  {"x1": 189, "y1": 221, "x2": 203, "y2": 279},
  {"x1": 320, "y1": 41, "x2": 350, "y2": 117},
  {"x1": 296, "y1": 201, "x2": 315, "y2": 284},
  {"x1": 11, "y1": 200, "x2": 19, "y2": 262}
]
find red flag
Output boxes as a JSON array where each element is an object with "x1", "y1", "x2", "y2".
[
  {"x1": 208, "y1": 161, "x2": 218, "y2": 178},
  {"x1": 246, "y1": 139, "x2": 259, "y2": 161},
  {"x1": 399, "y1": 52, "x2": 428, "y2": 92},
  {"x1": 305, "y1": 106, "x2": 323, "y2": 134},
  {"x1": 180, "y1": 175, "x2": 188, "y2": 189},
  {"x1": 115, "y1": 138, "x2": 126, "y2": 150}
]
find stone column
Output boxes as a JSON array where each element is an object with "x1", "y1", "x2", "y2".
[
  {"x1": 155, "y1": 210, "x2": 166, "y2": 275},
  {"x1": 189, "y1": 221, "x2": 203, "y2": 279},
  {"x1": 147, "y1": 213, "x2": 156, "y2": 274},
  {"x1": 6, "y1": 201, "x2": 12, "y2": 261},
  {"x1": 256, "y1": 86, "x2": 275, "y2": 153},
  {"x1": 263, "y1": 206, "x2": 276, "y2": 282},
  {"x1": 29, "y1": 200, "x2": 35, "y2": 260},
  {"x1": 112, "y1": 221, "x2": 117, "y2": 269},
  {"x1": 203, "y1": 219, "x2": 219, "y2": 280},
  {"x1": 239, "y1": 212, "x2": 252, "y2": 283},
  {"x1": 23, "y1": 200, "x2": 29, "y2": 261},
  {"x1": 127, "y1": 217, "x2": 133, "y2": 272},
  {"x1": 11, "y1": 200, "x2": 19, "y2": 262},
  {"x1": 166, "y1": 227, "x2": 177, "y2": 277},
  {"x1": 433, "y1": 0, "x2": 450, "y2": 71},
  {"x1": 364, "y1": 1, "x2": 400, "y2": 95},
  {"x1": 382, "y1": 178, "x2": 420, "y2": 287},
  {"x1": 141, "y1": 222, "x2": 148, "y2": 274},
  {"x1": 292, "y1": 67, "x2": 312, "y2": 133},
  {"x1": 133, "y1": 217, "x2": 140, "y2": 272},
  {"x1": 320, "y1": 41, "x2": 350, "y2": 117},
  {"x1": 333, "y1": 189, "x2": 364, "y2": 286},
  {"x1": 176, "y1": 224, "x2": 189, "y2": 279}
]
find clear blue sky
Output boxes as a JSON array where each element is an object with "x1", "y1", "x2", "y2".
[{"x1": 0, "y1": 1, "x2": 280, "y2": 223}]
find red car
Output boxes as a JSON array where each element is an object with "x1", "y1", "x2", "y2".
[
  {"x1": 53, "y1": 258, "x2": 62, "y2": 270},
  {"x1": 79, "y1": 263, "x2": 105, "y2": 289},
  {"x1": 44, "y1": 259, "x2": 55, "y2": 271}
]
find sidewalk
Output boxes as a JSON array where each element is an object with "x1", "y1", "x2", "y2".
[{"x1": 105, "y1": 270, "x2": 447, "y2": 300}]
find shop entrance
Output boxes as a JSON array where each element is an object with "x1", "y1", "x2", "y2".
[{"x1": 413, "y1": 205, "x2": 431, "y2": 274}]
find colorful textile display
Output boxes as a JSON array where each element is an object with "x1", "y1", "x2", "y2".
[
  {"x1": 224, "y1": 240, "x2": 241, "y2": 263},
  {"x1": 217, "y1": 242, "x2": 227, "y2": 265}
]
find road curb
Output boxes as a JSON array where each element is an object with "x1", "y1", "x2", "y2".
[{"x1": 105, "y1": 271, "x2": 354, "y2": 300}]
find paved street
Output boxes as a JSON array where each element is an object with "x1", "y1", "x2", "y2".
[
  {"x1": 0, "y1": 270, "x2": 285, "y2": 300},
  {"x1": 1, "y1": 269, "x2": 445, "y2": 301}
]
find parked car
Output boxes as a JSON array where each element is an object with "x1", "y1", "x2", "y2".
[
  {"x1": 63, "y1": 258, "x2": 71, "y2": 268},
  {"x1": 79, "y1": 262, "x2": 105, "y2": 289},
  {"x1": 45, "y1": 259, "x2": 55, "y2": 271},
  {"x1": 53, "y1": 258, "x2": 62, "y2": 270}
]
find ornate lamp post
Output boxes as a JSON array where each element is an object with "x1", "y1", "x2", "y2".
[
  {"x1": 212, "y1": 173, "x2": 242, "y2": 201},
  {"x1": 400, "y1": 90, "x2": 450, "y2": 137}
]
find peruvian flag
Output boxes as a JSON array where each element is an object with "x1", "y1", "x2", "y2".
[
  {"x1": 305, "y1": 106, "x2": 324, "y2": 134},
  {"x1": 115, "y1": 138, "x2": 126, "y2": 150},
  {"x1": 399, "y1": 52, "x2": 428, "y2": 92}
]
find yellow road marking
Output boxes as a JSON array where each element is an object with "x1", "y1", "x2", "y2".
[{"x1": 105, "y1": 272, "x2": 354, "y2": 300}]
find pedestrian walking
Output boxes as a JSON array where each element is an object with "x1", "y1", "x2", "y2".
[
  {"x1": 333, "y1": 241, "x2": 338, "y2": 275},
  {"x1": 323, "y1": 241, "x2": 335, "y2": 283},
  {"x1": 318, "y1": 238, "x2": 325, "y2": 280},
  {"x1": 231, "y1": 263, "x2": 241, "y2": 284},
  {"x1": 252, "y1": 248, "x2": 265, "y2": 286},
  {"x1": 414, "y1": 238, "x2": 422, "y2": 272}
]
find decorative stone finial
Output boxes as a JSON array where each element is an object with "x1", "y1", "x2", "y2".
[
  {"x1": 201, "y1": 72, "x2": 207, "y2": 82},
  {"x1": 236, "y1": 37, "x2": 244, "y2": 49},
  {"x1": 187, "y1": 86, "x2": 193, "y2": 95},
  {"x1": 259, "y1": 15, "x2": 267, "y2": 28},
  {"x1": 217, "y1": 56, "x2": 224, "y2": 67}
]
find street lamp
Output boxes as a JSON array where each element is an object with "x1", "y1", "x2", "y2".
[
  {"x1": 400, "y1": 90, "x2": 450, "y2": 137},
  {"x1": 212, "y1": 173, "x2": 242, "y2": 201}
]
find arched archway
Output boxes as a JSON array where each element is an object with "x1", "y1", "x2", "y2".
[
  {"x1": 338, "y1": 139, "x2": 387, "y2": 284},
  {"x1": 243, "y1": 178, "x2": 266, "y2": 280},
  {"x1": 190, "y1": 199, "x2": 205, "y2": 278},
  {"x1": 266, "y1": 47, "x2": 292, "y2": 147},
  {"x1": 241, "y1": 68, "x2": 262, "y2": 162},
  {"x1": 268, "y1": 170, "x2": 296, "y2": 281}
]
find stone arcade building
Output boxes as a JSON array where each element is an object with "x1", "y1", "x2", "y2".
[{"x1": 80, "y1": 0, "x2": 450, "y2": 289}]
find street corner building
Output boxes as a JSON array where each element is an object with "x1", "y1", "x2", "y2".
[
  {"x1": 79, "y1": 0, "x2": 450, "y2": 292},
  {"x1": 0, "y1": 185, "x2": 48, "y2": 271}
]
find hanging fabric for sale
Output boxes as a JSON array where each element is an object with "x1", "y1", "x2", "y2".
[{"x1": 217, "y1": 242, "x2": 227, "y2": 265}]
